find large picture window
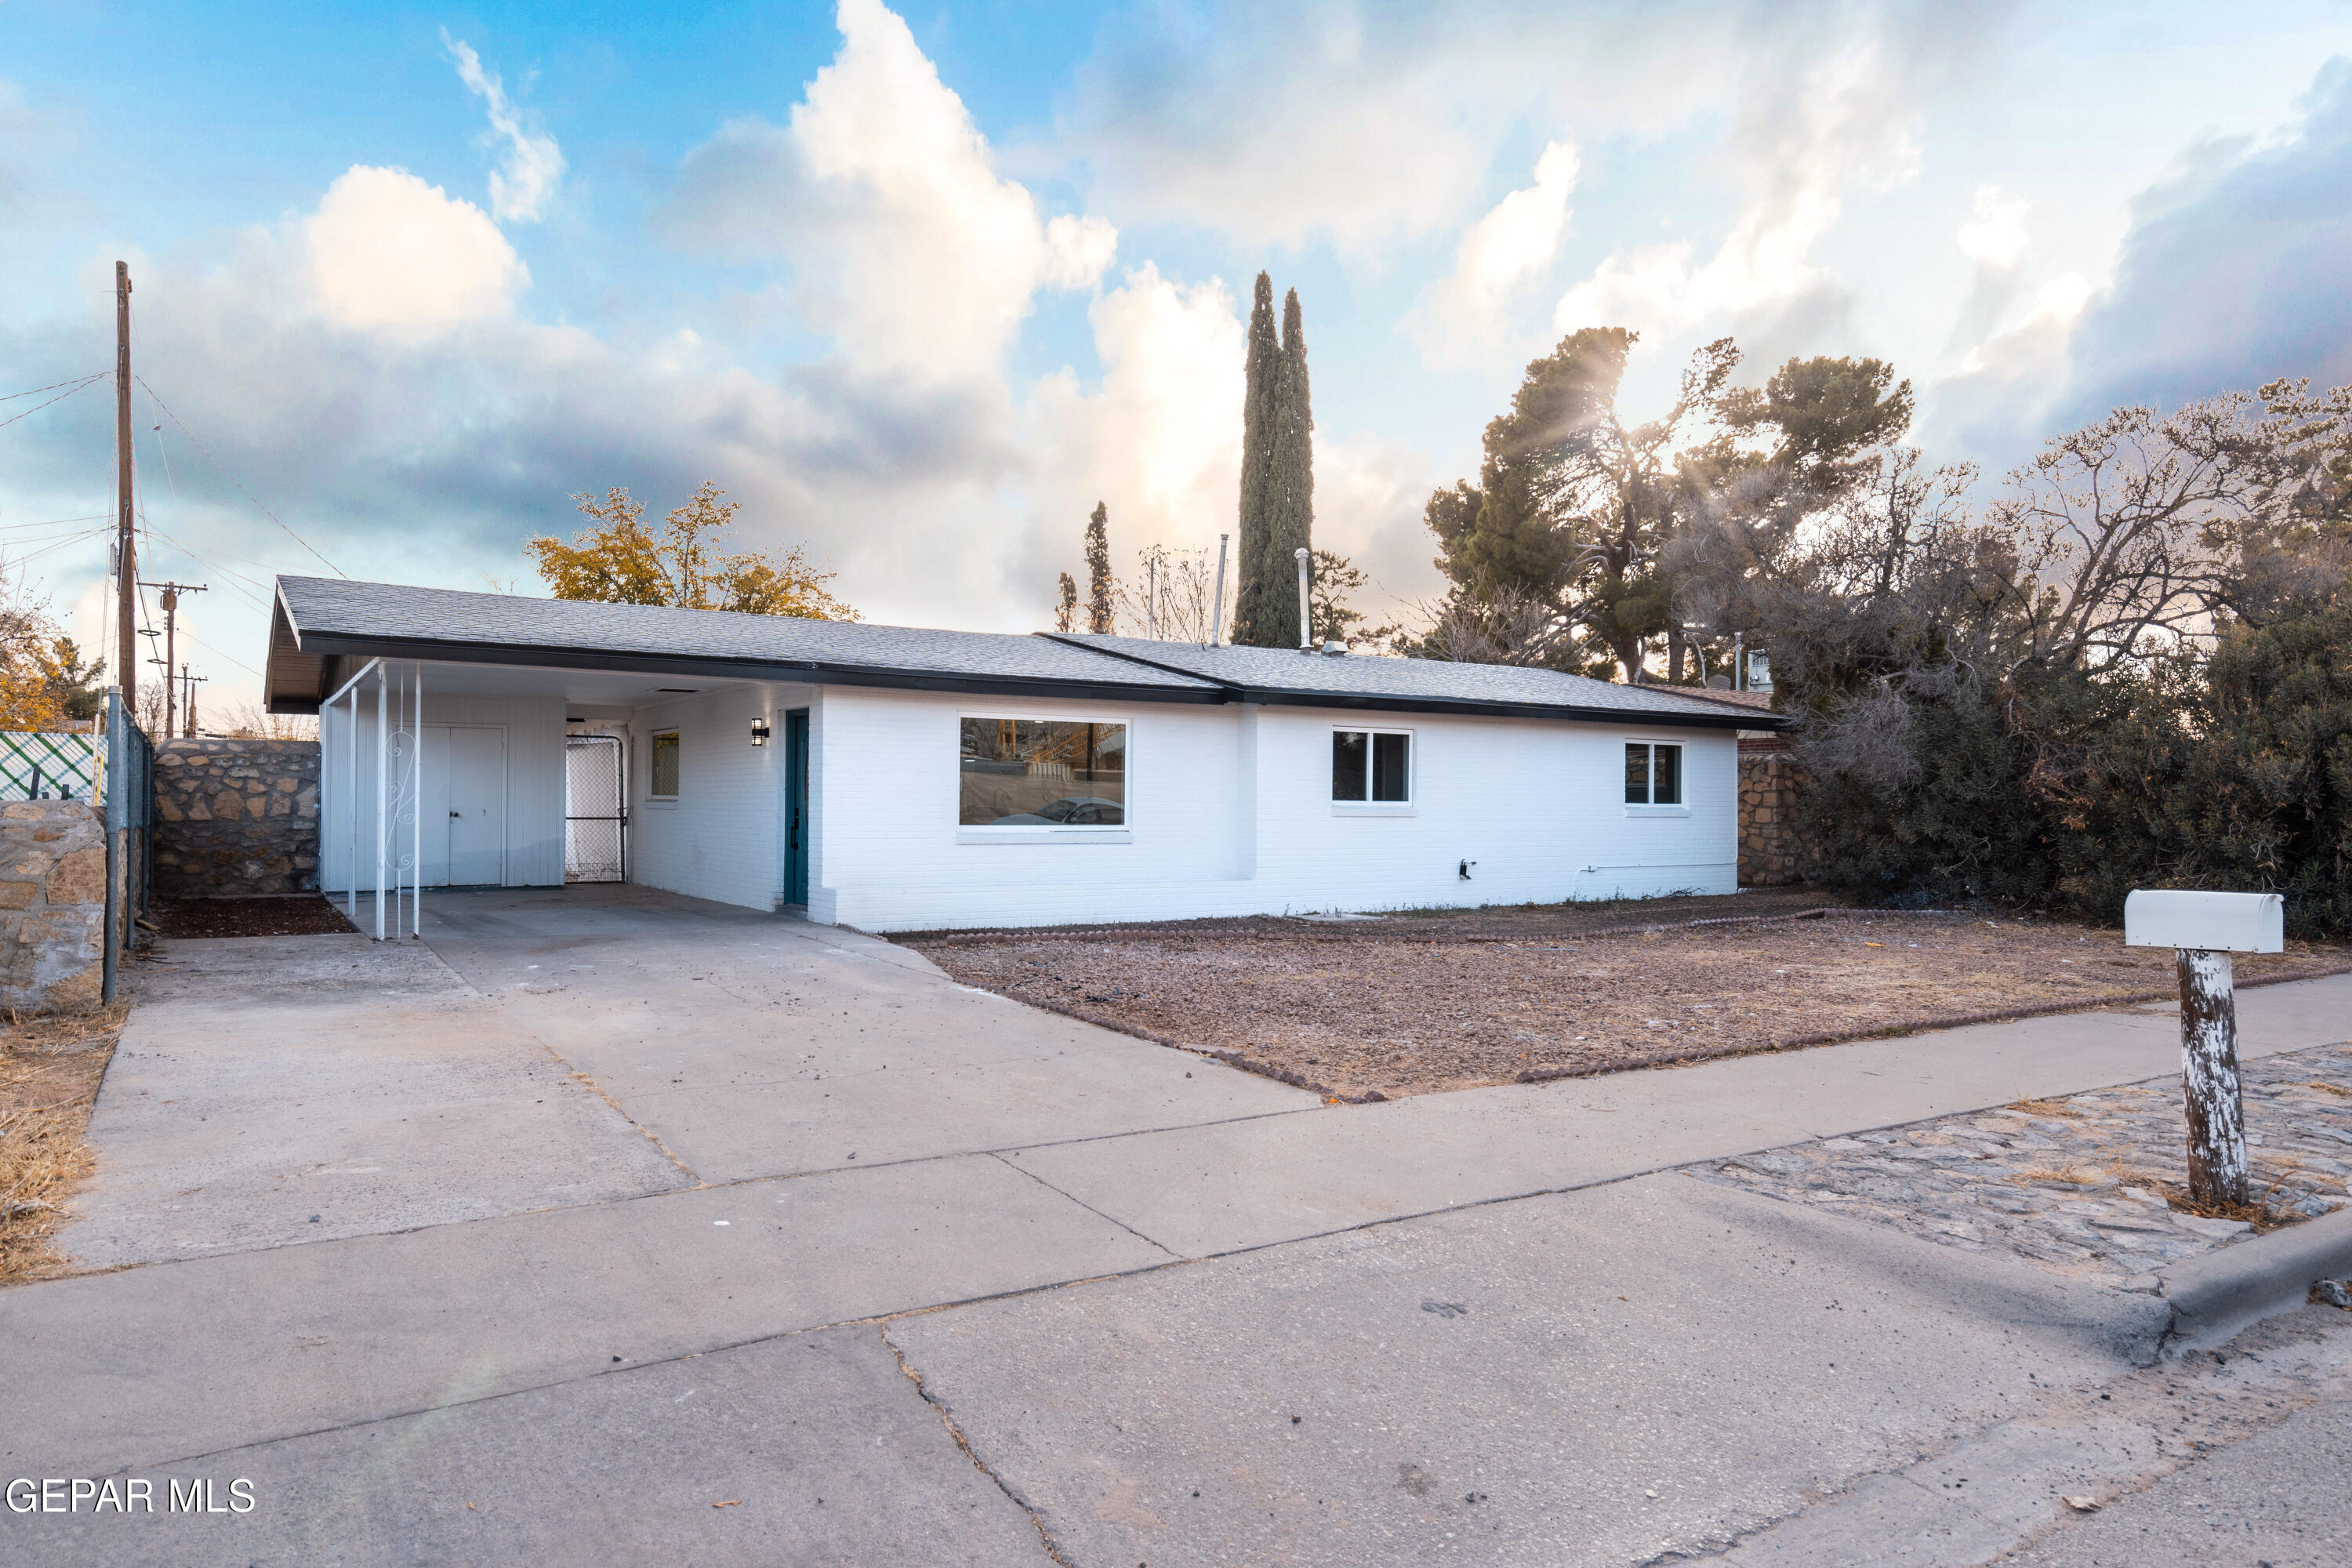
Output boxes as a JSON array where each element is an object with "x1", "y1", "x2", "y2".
[
  {"x1": 651, "y1": 731, "x2": 681, "y2": 797},
  {"x1": 1625, "y1": 742, "x2": 1682, "y2": 806},
  {"x1": 960, "y1": 719, "x2": 1127, "y2": 826},
  {"x1": 1333, "y1": 729, "x2": 1410, "y2": 803}
]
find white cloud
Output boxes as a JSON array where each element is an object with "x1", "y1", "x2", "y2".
[
  {"x1": 1043, "y1": 213, "x2": 1120, "y2": 289},
  {"x1": 1958, "y1": 183, "x2": 2029, "y2": 270},
  {"x1": 1024, "y1": 264, "x2": 1247, "y2": 571},
  {"x1": 1410, "y1": 140, "x2": 1580, "y2": 365},
  {"x1": 301, "y1": 165, "x2": 526, "y2": 337},
  {"x1": 668, "y1": 0, "x2": 1115, "y2": 378},
  {"x1": 1551, "y1": 40, "x2": 1920, "y2": 362},
  {"x1": 444, "y1": 34, "x2": 566, "y2": 223},
  {"x1": 1047, "y1": 2, "x2": 1748, "y2": 251}
]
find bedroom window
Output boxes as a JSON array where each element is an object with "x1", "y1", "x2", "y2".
[
  {"x1": 1624, "y1": 742, "x2": 1682, "y2": 806},
  {"x1": 651, "y1": 731, "x2": 681, "y2": 797},
  {"x1": 1333, "y1": 730, "x2": 1410, "y2": 803},
  {"x1": 960, "y1": 719, "x2": 1127, "y2": 826}
]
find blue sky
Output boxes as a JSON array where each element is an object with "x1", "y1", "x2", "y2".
[{"x1": 4, "y1": 1, "x2": 2350, "y2": 712}]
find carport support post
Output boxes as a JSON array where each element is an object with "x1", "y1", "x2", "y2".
[
  {"x1": 411, "y1": 662, "x2": 422, "y2": 938},
  {"x1": 345, "y1": 681, "x2": 358, "y2": 922},
  {"x1": 374, "y1": 662, "x2": 387, "y2": 940},
  {"x1": 2178, "y1": 948, "x2": 2249, "y2": 1208}
]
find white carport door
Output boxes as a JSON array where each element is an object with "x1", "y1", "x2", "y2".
[{"x1": 422, "y1": 725, "x2": 506, "y2": 887}]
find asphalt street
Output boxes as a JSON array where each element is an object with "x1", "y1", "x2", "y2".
[{"x1": 6, "y1": 886, "x2": 2350, "y2": 1566}]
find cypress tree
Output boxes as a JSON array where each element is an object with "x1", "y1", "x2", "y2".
[
  {"x1": 1265, "y1": 286, "x2": 1315, "y2": 647},
  {"x1": 1084, "y1": 502, "x2": 1114, "y2": 634},
  {"x1": 1232, "y1": 272, "x2": 1281, "y2": 644}
]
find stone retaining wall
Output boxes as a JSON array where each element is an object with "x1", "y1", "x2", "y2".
[
  {"x1": 153, "y1": 738, "x2": 321, "y2": 898},
  {"x1": 1738, "y1": 743, "x2": 1812, "y2": 887},
  {"x1": 0, "y1": 799, "x2": 107, "y2": 1011}
]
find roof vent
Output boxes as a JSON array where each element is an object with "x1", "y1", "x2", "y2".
[{"x1": 1320, "y1": 640, "x2": 1348, "y2": 656}]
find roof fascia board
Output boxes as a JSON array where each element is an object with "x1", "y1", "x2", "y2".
[{"x1": 285, "y1": 630, "x2": 1230, "y2": 707}]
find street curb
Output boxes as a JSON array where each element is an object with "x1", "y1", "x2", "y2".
[{"x1": 2160, "y1": 1207, "x2": 2352, "y2": 1352}]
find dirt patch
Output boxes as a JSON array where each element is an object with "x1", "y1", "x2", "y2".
[
  {"x1": 903, "y1": 906, "x2": 2352, "y2": 1100},
  {"x1": 148, "y1": 897, "x2": 357, "y2": 938},
  {"x1": 2, "y1": 1006, "x2": 125, "y2": 1284}
]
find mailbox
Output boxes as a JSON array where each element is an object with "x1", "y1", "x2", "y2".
[{"x1": 2122, "y1": 890, "x2": 2284, "y2": 953}]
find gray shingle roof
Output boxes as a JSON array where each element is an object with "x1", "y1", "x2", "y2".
[
  {"x1": 1050, "y1": 633, "x2": 1777, "y2": 727},
  {"x1": 270, "y1": 578, "x2": 1221, "y2": 705},
  {"x1": 268, "y1": 576, "x2": 1780, "y2": 729}
]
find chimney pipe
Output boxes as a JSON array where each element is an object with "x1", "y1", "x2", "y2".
[
  {"x1": 1294, "y1": 546, "x2": 1311, "y2": 651},
  {"x1": 1209, "y1": 534, "x2": 1229, "y2": 647}
]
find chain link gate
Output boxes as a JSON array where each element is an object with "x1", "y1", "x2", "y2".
[{"x1": 564, "y1": 735, "x2": 625, "y2": 883}]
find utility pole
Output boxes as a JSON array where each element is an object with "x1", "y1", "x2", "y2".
[
  {"x1": 140, "y1": 582, "x2": 206, "y2": 739},
  {"x1": 115, "y1": 261, "x2": 137, "y2": 714},
  {"x1": 181, "y1": 666, "x2": 208, "y2": 738}
]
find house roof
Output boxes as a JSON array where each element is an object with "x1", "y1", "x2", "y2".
[
  {"x1": 265, "y1": 576, "x2": 1784, "y2": 731},
  {"x1": 1049, "y1": 634, "x2": 1780, "y2": 728},
  {"x1": 266, "y1": 577, "x2": 1224, "y2": 712}
]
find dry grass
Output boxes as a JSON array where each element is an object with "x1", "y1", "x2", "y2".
[
  {"x1": 2300, "y1": 1081, "x2": 2352, "y2": 1099},
  {"x1": 1, "y1": 1005, "x2": 125, "y2": 1285},
  {"x1": 2007, "y1": 1099, "x2": 2091, "y2": 1120},
  {"x1": 907, "y1": 905, "x2": 2352, "y2": 1100}
]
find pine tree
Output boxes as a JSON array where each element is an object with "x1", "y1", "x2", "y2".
[
  {"x1": 1053, "y1": 572, "x2": 1079, "y2": 633},
  {"x1": 1232, "y1": 272, "x2": 1282, "y2": 644},
  {"x1": 1265, "y1": 286, "x2": 1316, "y2": 647},
  {"x1": 1084, "y1": 503, "x2": 1114, "y2": 634}
]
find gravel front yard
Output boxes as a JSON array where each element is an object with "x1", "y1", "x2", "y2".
[
  {"x1": 902, "y1": 899, "x2": 2352, "y2": 1101},
  {"x1": 1694, "y1": 1041, "x2": 2352, "y2": 1293}
]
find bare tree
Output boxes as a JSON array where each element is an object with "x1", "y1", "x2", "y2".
[
  {"x1": 217, "y1": 703, "x2": 320, "y2": 741},
  {"x1": 1118, "y1": 545, "x2": 1231, "y2": 644}
]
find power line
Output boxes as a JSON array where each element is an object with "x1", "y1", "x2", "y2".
[
  {"x1": 133, "y1": 372, "x2": 347, "y2": 578},
  {"x1": 0, "y1": 372, "x2": 108, "y2": 402},
  {"x1": 0, "y1": 372, "x2": 107, "y2": 432}
]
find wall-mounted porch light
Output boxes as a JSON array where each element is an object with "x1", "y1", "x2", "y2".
[{"x1": 751, "y1": 717, "x2": 772, "y2": 746}]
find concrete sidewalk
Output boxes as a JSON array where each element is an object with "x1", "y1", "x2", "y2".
[{"x1": 8, "y1": 888, "x2": 2349, "y2": 1564}]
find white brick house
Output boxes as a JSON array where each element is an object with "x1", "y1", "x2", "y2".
[{"x1": 264, "y1": 579, "x2": 1777, "y2": 931}]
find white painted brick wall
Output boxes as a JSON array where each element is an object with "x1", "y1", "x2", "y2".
[
  {"x1": 624, "y1": 681, "x2": 817, "y2": 911},
  {"x1": 323, "y1": 666, "x2": 1740, "y2": 927},
  {"x1": 812, "y1": 687, "x2": 1737, "y2": 931}
]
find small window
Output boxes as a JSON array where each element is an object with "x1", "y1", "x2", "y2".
[
  {"x1": 1333, "y1": 729, "x2": 1410, "y2": 803},
  {"x1": 960, "y1": 718, "x2": 1126, "y2": 826},
  {"x1": 1625, "y1": 742, "x2": 1682, "y2": 806},
  {"x1": 651, "y1": 731, "x2": 681, "y2": 797}
]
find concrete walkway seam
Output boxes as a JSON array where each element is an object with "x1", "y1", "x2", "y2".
[
  {"x1": 883, "y1": 1325, "x2": 1074, "y2": 1567},
  {"x1": 2161, "y1": 1207, "x2": 2352, "y2": 1353}
]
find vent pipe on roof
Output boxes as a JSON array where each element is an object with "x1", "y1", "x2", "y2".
[
  {"x1": 1209, "y1": 533, "x2": 1228, "y2": 647},
  {"x1": 1294, "y1": 547, "x2": 1311, "y2": 652}
]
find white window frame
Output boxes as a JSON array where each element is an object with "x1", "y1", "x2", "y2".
[
  {"x1": 1624, "y1": 739, "x2": 1688, "y2": 816},
  {"x1": 646, "y1": 729, "x2": 682, "y2": 804},
  {"x1": 955, "y1": 710, "x2": 1134, "y2": 845},
  {"x1": 1330, "y1": 724, "x2": 1416, "y2": 816}
]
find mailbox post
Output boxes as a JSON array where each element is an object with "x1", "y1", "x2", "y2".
[{"x1": 2123, "y1": 890, "x2": 2285, "y2": 1208}]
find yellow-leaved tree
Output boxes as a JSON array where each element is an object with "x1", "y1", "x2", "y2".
[{"x1": 525, "y1": 482, "x2": 858, "y2": 621}]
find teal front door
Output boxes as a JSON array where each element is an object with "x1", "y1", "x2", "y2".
[{"x1": 783, "y1": 709, "x2": 810, "y2": 906}]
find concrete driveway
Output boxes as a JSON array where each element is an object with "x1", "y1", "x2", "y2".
[{"x1": 9, "y1": 885, "x2": 2352, "y2": 1566}]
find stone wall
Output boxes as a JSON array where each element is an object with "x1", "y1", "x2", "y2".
[
  {"x1": 152, "y1": 738, "x2": 321, "y2": 898},
  {"x1": 1737, "y1": 742, "x2": 1811, "y2": 887},
  {"x1": 0, "y1": 799, "x2": 107, "y2": 1011}
]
